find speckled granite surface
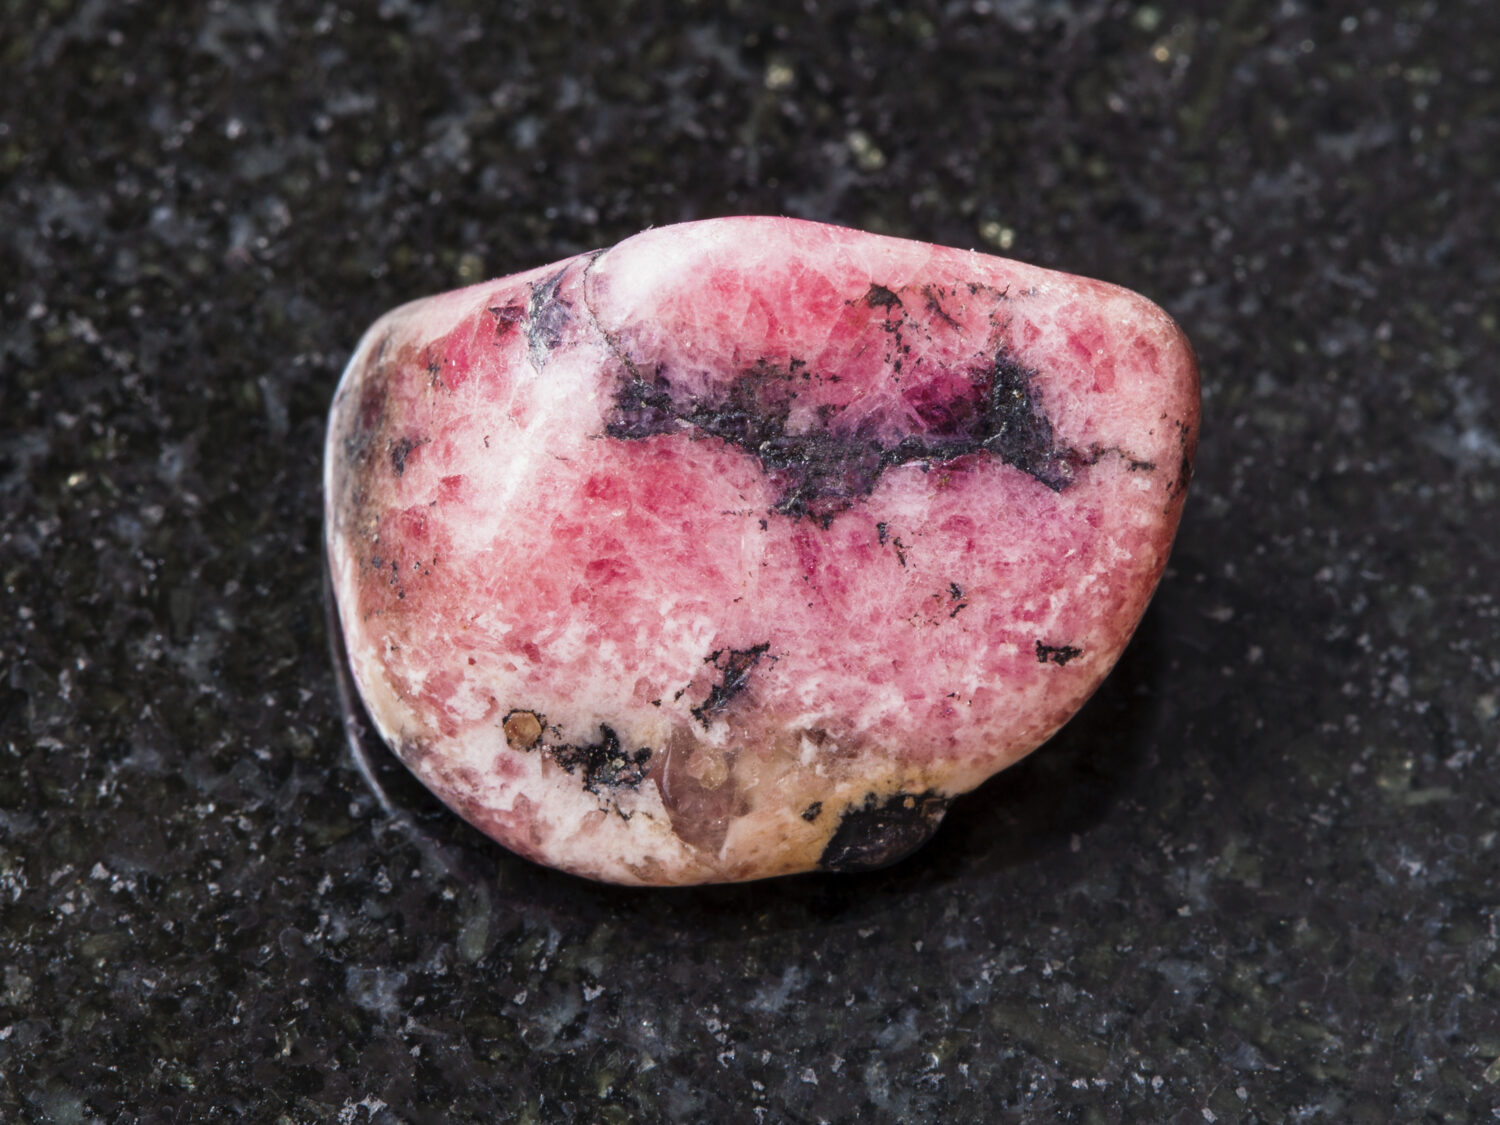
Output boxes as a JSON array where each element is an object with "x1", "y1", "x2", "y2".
[{"x1": 2, "y1": 2, "x2": 1498, "y2": 1122}]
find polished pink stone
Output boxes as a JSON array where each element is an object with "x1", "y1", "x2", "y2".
[{"x1": 324, "y1": 217, "x2": 1199, "y2": 885}]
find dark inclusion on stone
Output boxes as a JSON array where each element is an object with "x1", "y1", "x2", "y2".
[
  {"x1": 606, "y1": 345, "x2": 1079, "y2": 523},
  {"x1": 547, "y1": 724, "x2": 652, "y2": 796},
  {"x1": 1035, "y1": 640, "x2": 1084, "y2": 666},
  {"x1": 691, "y1": 643, "x2": 772, "y2": 726},
  {"x1": 388, "y1": 435, "x2": 419, "y2": 476},
  {"x1": 526, "y1": 266, "x2": 574, "y2": 370},
  {"x1": 819, "y1": 790, "x2": 951, "y2": 872}
]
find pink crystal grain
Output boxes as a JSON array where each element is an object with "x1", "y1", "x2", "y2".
[{"x1": 324, "y1": 217, "x2": 1199, "y2": 885}]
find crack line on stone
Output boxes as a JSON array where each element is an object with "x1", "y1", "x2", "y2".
[{"x1": 579, "y1": 247, "x2": 647, "y2": 384}]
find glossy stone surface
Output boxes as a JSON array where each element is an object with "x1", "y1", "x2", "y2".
[
  {"x1": 325, "y1": 218, "x2": 1198, "y2": 884},
  {"x1": 10, "y1": 3, "x2": 1500, "y2": 1119}
]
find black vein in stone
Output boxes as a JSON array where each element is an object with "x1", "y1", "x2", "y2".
[{"x1": 606, "y1": 349, "x2": 1080, "y2": 524}]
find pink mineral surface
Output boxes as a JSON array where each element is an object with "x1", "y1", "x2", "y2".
[{"x1": 324, "y1": 217, "x2": 1199, "y2": 885}]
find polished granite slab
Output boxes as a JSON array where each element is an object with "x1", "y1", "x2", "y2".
[{"x1": 2, "y1": 2, "x2": 1497, "y2": 1121}]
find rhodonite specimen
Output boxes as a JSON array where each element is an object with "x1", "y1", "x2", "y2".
[{"x1": 325, "y1": 217, "x2": 1199, "y2": 885}]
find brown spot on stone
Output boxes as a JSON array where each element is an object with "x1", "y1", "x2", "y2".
[{"x1": 503, "y1": 710, "x2": 543, "y2": 750}]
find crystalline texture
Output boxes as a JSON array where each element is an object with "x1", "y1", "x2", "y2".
[{"x1": 324, "y1": 217, "x2": 1200, "y2": 885}]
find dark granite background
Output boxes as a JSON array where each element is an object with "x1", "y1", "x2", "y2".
[{"x1": 3, "y1": 0, "x2": 1498, "y2": 1121}]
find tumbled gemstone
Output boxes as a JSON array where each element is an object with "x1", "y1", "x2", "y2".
[{"x1": 324, "y1": 217, "x2": 1199, "y2": 885}]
